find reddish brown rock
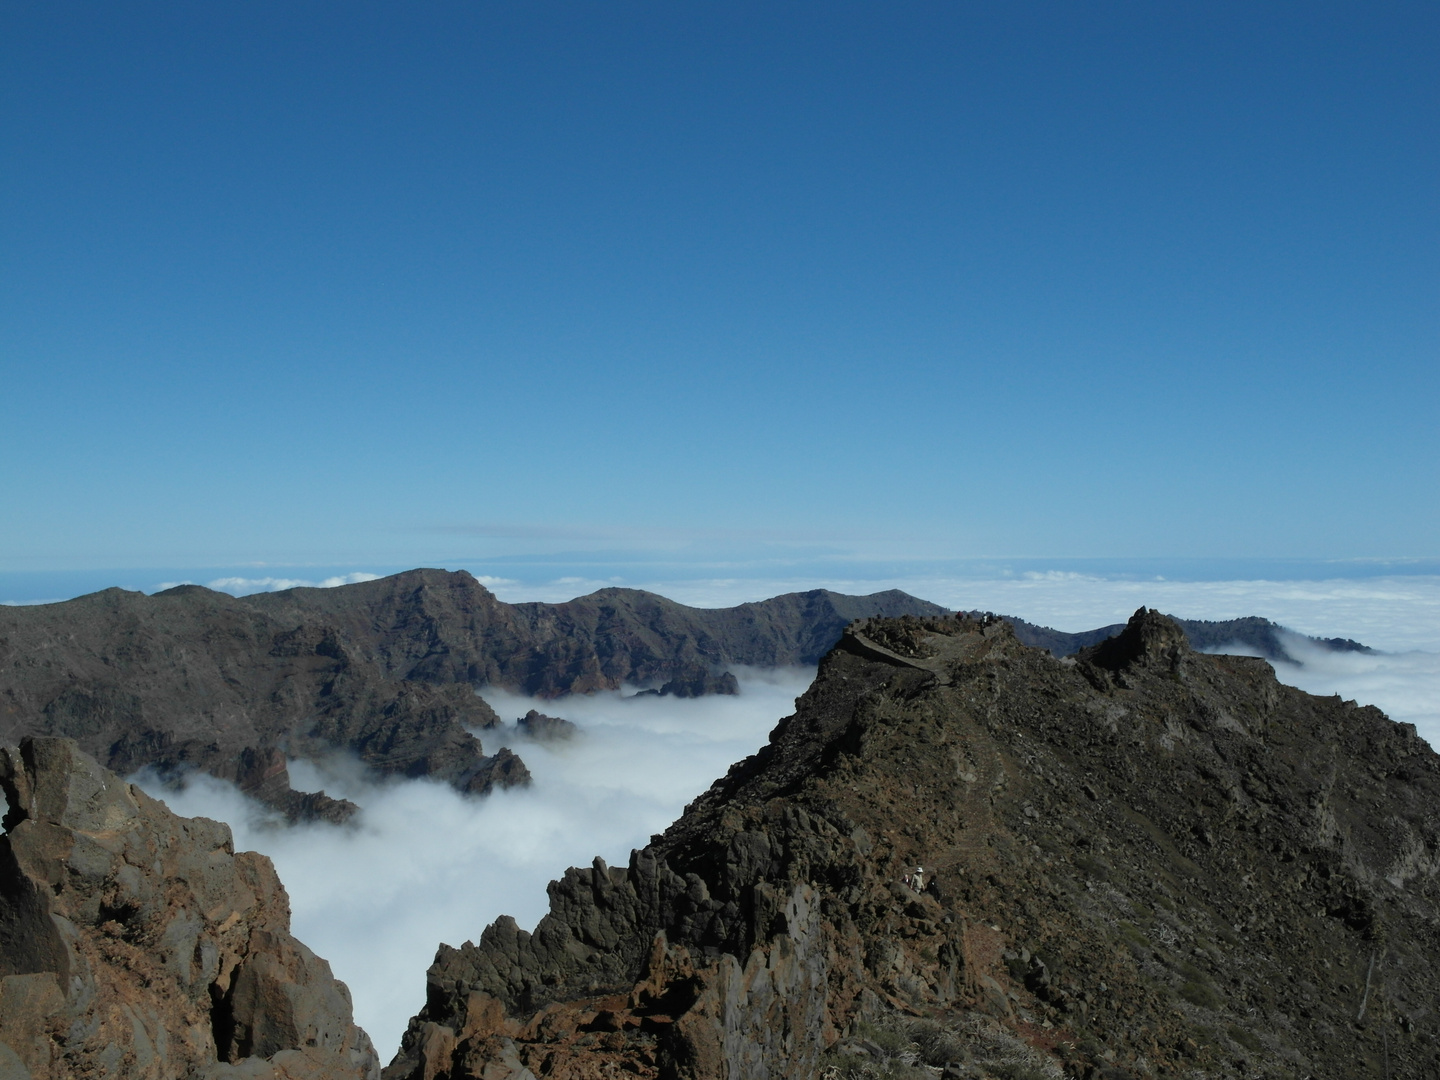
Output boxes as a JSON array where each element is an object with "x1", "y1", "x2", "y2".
[{"x1": 0, "y1": 737, "x2": 378, "y2": 1080}]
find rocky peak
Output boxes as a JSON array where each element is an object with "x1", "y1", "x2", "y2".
[
  {"x1": 385, "y1": 612, "x2": 1440, "y2": 1080},
  {"x1": 0, "y1": 737, "x2": 379, "y2": 1080},
  {"x1": 516, "y1": 711, "x2": 578, "y2": 741},
  {"x1": 1077, "y1": 606, "x2": 1191, "y2": 677}
]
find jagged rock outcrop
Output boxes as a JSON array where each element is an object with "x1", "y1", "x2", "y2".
[
  {"x1": 516, "y1": 712, "x2": 578, "y2": 742},
  {"x1": 0, "y1": 736, "x2": 378, "y2": 1079},
  {"x1": 463, "y1": 748, "x2": 533, "y2": 796},
  {"x1": 386, "y1": 609, "x2": 1439, "y2": 1080}
]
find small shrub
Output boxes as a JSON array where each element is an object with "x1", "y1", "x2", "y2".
[
  {"x1": 1117, "y1": 922, "x2": 1150, "y2": 949},
  {"x1": 856, "y1": 1019, "x2": 911, "y2": 1057},
  {"x1": 1227, "y1": 1025, "x2": 1263, "y2": 1053},
  {"x1": 820, "y1": 1053, "x2": 929, "y2": 1080},
  {"x1": 1180, "y1": 979, "x2": 1223, "y2": 1010},
  {"x1": 908, "y1": 1019, "x2": 964, "y2": 1067},
  {"x1": 994, "y1": 1067, "x2": 1051, "y2": 1080}
]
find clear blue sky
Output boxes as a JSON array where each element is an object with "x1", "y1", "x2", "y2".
[{"x1": 3, "y1": 2, "x2": 1436, "y2": 580}]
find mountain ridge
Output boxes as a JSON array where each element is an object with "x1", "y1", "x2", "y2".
[
  {"x1": 385, "y1": 608, "x2": 1439, "y2": 1080},
  {"x1": 0, "y1": 571, "x2": 947, "y2": 821}
]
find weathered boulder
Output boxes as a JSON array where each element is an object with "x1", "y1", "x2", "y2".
[{"x1": 0, "y1": 736, "x2": 379, "y2": 1080}]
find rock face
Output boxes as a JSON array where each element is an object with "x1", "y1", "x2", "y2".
[
  {"x1": 516, "y1": 712, "x2": 578, "y2": 742},
  {"x1": 0, "y1": 572, "x2": 944, "y2": 815},
  {"x1": 386, "y1": 609, "x2": 1440, "y2": 1080},
  {"x1": 0, "y1": 736, "x2": 378, "y2": 1080}
]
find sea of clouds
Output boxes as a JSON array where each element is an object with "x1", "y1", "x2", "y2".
[
  {"x1": 131, "y1": 572, "x2": 1440, "y2": 1060},
  {"x1": 135, "y1": 668, "x2": 812, "y2": 1060}
]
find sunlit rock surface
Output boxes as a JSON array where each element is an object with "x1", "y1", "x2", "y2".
[{"x1": 0, "y1": 737, "x2": 378, "y2": 1080}]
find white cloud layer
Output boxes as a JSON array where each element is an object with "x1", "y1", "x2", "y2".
[
  {"x1": 133, "y1": 668, "x2": 812, "y2": 1061},
  {"x1": 154, "y1": 572, "x2": 384, "y2": 595}
]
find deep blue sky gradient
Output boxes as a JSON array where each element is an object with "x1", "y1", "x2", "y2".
[{"x1": 3, "y1": 2, "x2": 1436, "y2": 576}]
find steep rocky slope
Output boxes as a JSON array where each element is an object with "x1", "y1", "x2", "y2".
[
  {"x1": 386, "y1": 610, "x2": 1439, "y2": 1080},
  {"x1": 0, "y1": 572, "x2": 943, "y2": 817},
  {"x1": 0, "y1": 736, "x2": 377, "y2": 1079}
]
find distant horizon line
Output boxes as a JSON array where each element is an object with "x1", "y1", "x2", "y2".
[{"x1": 5, "y1": 555, "x2": 1440, "y2": 605}]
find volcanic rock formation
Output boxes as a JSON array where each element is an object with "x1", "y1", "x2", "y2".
[
  {"x1": 0, "y1": 736, "x2": 378, "y2": 1080},
  {"x1": 385, "y1": 610, "x2": 1439, "y2": 1080},
  {"x1": 516, "y1": 711, "x2": 579, "y2": 742}
]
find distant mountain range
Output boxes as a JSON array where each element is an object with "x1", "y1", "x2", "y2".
[
  {"x1": 0, "y1": 568, "x2": 1371, "y2": 824},
  {"x1": 995, "y1": 610, "x2": 1372, "y2": 663}
]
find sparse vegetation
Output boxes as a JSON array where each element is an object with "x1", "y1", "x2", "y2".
[
  {"x1": 1228, "y1": 1024, "x2": 1263, "y2": 1052},
  {"x1": 822, "y1": 1012, "x2": 1063, "y2": 1080},
  {"x1": 1117, "y1": 921, "x2": 1150, "y2": 949},
  {"x1": 908, "y1": 1018, "x2": 965, "y2": 1066},
  {"x1": 1180, "y1": 978, "x2": 1223, "y2": 1010}
]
